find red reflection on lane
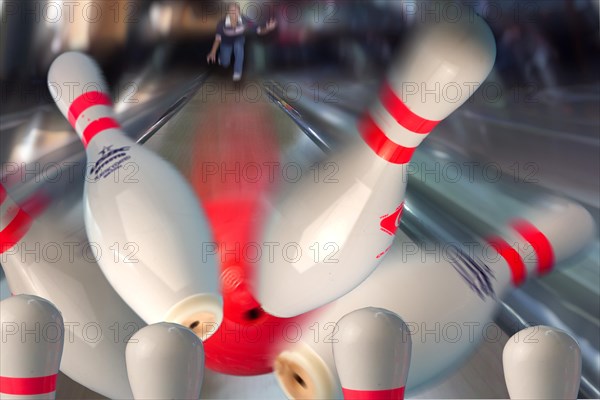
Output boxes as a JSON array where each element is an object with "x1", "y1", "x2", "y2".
[{"x1": 190, "y1": 91, "x2": 309, "y2": 375}]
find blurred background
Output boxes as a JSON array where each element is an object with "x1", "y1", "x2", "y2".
[{"x1": 1, "y1": 0, "x2": 599, "y2": 398}]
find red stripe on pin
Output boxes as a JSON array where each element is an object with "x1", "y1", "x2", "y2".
[
  {"x1": 342, "y1": 387, "x2": 405, "y2": 400},
  {"x1": 380, "y1": 82, "x2": 440, "y2": 134},
  {"x1": 68, "y1": 91, "x2": 112, "y2": 127},
  {"x1": 358, "y1": 115, "x2": 416, "y2": 164},
  {"x1": 0, "y1": 374, "x2": 57, "y2": 395},
  {"x1": 487, "y1": 236, "x2": 526, "y2": 286},
  {"x1": 82, "y1": 118, "x2": 120, "y2": 147},
  {"x1": 0, "y1": 208, "x2": 33, "y2": 254},
  {"x1": 511, "y1": 219, "x2": 555, "y2": 275}
]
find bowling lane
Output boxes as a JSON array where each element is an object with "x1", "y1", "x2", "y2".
[
  {"x1": 142, "y1": 74, "x2": 312, "y2": 398},
  {"x1": 137, "y1": 73, "x2": 512, "y2": 398},
  {"x1": 261, "y1": 68, "x2": 599, "y2": 398},
  {"x1": 2, "y1": 61, "x2": 596, "y2": 399},
  {"x1": 0, "y1": 67, "x2": 327, "y2": 399}
]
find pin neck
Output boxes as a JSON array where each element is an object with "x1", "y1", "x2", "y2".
[
  {"x1": 358, "y1": 116, "x2": 417, "y2": 164},
  {"x1": 486, "y1": 236, "x2": 527, "y2": 286},
  {"x1": 379, "y1": 83, "x2": 440, "y2": 133},
  {"x1": 68, "y1": 91, "x2": 112, "y2": 126},
  {"x1": 358, "y1": 82, "x2": 440, "y2": 165},
  {"x1": 486, "y1": 220, "x2": 556, "y2": 287},
  {"x1": 68, "y1": 91, "x2": 121, "y2": 148},
  {"x1": 510, "y1": 219, "x2": 555, "y2": 274},
  {"x1": 82, "y1": 118, "x2": 121, "y2": 148}
]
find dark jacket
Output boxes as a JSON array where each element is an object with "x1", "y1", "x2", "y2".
[{"x1": 216, "y1": 15, "x2": 259, "y2": 45}]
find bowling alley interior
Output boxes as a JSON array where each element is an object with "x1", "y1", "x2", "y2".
[{"x1": 1, "y1": 0, "x2": 599, "y2": 399}]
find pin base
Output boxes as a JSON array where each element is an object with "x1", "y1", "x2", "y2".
[
  {"x1": 164, "y1": 293, "x2": 223, "y2": 341},
  {"x1": 274, "y1": 343, "x2": 337, "y2": 399}
]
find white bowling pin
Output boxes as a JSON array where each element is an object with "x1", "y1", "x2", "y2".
[
  {"x1": 126, "y1": 322, "x2": 204, "y2": 400},
  {"x1": 267, "y1": 62, "x2": 594, "y2": 278},
  {"x1": 1, "y1": 183, "x2": 142, "y2": 399},
  {"x1": 47, "y1": 52, "x2": 222, "y2": 335},
  {"x1": 410, "y1": 145, "x2": 595, "y2": 279},
  {"x1": 503, "y1": 325, "x2": 581, "y2": 399},
  {"x1": 333, "y1": 308, "x2": 411, "y2": 400},
  {"x1": 257, "y1": 8, "x2": 497, "y2": 318},
  {"x1": 0, "y1": 295, "x2": 64, "y2": 400},
  {"x1": 263, "y1": 63, "x2": 596, "y2": 288},
  {"x1": 273, "y1": 196, "x2": 594, "y2": 398}
]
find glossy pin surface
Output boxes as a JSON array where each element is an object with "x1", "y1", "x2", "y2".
[
  {"x1": 0, "y1": 295, "x2": 64, "y2": 400},
  {"x1": 503, "y1": 325, "x2": 581, "y2": 400},
  {"x1": 47, "y1": 52, "x2": 222, "y2": 336},
  {"x1": 257, "y1": 7, "x2": 497, "y2": 318},
  {"x1": 333, "y1": 308, "x2": 411, "y2": 400},
  {"x1": 126, "y1": 323, "x2": 205, "y2": 400},
  {"x1": 409, "y1": 146, "x2": 596, "y2": 281},
  {"x1": 273, "y1": 190, "x2": 594, "y2": 397},
  {"x1": 1, "y1": 183, "x2": 143, "y2": 399}
]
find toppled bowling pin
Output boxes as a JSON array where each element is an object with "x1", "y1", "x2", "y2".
[
  {"x1": 126, "y1": 323, "x2": 204, "y2": 400},
  {"x1": 333, "y1": 308, "x2": 411, "y2": 400},
  {"x1": 257, "y1": 6, "x2": 497, "y2": 318},
  {"x1": 273, "y1": 188, "x2": 594, "y2": 397},
  {"x1": 1, "y1": 183, "x2": 142, "y2": 399},
  {"x1": 503, "y1": 325, "x2": 581, "y2": 400},
  {"x1": 409, "y1": 145, "x2": 596, "y2": 282},
  {"x1": 0, "y1": 295, "x2": 64, "y2": 399},
  {"x1": 262, "y1": 65, "x2": 596, "y2": 397},
  {"x1": 47, "y1": 52, "x2": 222, "y2": 337}
]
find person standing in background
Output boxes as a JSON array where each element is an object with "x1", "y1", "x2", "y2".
[{"x1": 207, "y1": 2, "x2": 277, "y2": 81}]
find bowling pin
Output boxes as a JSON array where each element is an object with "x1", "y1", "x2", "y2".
[
  {"x1": 503, "y1": 325, "x2": 581, "y2": 399},
  {"x1": 261, "y1": 69, "x2": 595, "y2": 397},
  {"x1": 266, "y1": 53, "x2": 593, "y2": 271},
  {"x1": 408, "y1": 143, "x2": 595, "y2": 280},
  {"x1": 263, "y1": 67, "x2": 597, "y2": 283},
  {"x1": 47, "y1": 52, "x2": 222, "y2": 336},
  {"x1": 257, "y1": 8, "x2": 497, "y2": 317},
  {"x1": 0, "y1": 295, "x2": 64, "y2": 399},
  {"x1": 1, "y1": 182, "x2": 142, "y2": 399},
  {"x1": 273, "y1": 188, "x2": 595, "y2": 397},
  {"x1": 333, "y1": 308, "x2": 411, "y2": 400},
  {"x1": 126, "y1": 322, "x2": 204, "y2": 400}
]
